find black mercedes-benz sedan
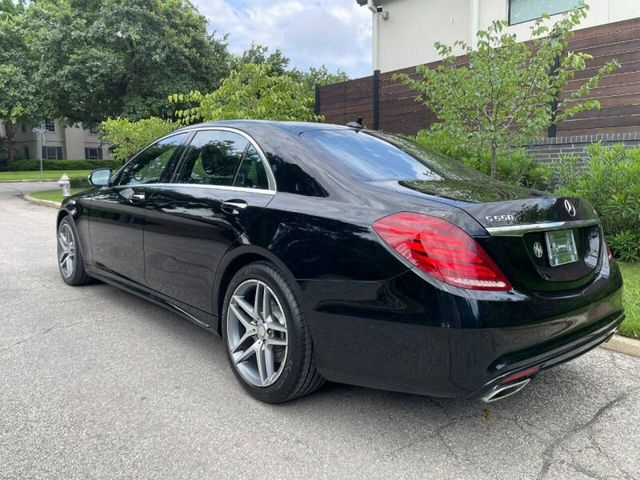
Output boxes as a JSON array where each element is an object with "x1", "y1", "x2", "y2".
[{"x1": 56, "y1": 121, "x2": 624, "y2": 403}]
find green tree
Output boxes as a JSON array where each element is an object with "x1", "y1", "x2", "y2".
[
  {"x1": 0, "y1": 0, "x2": 37, "y2": 165},
  {"x1": 170, "y1": 63, "x2": 322, "y2": 123},
  {"x1": 23, "y1": 0, "x2": 230, "y2": 127},
  {"x1": 100, "y1": 117, "x2": 178, "y2": 161},
  {"x1": 232, "y1": 44, "x2": 291, "y2": 76},
  {"x1": 397, "y1": 6, "x2": 619, "y2": 178}
]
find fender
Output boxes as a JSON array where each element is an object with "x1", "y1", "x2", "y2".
[{"x1": 212, "y1": 243, "x2": 303, "y2": 332}]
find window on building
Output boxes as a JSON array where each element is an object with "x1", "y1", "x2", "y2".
[
  {"x1": 44, "y1": 120, "x2": 55, "y2": 132},
  {"x1": 84, "y1": 147, "x2": 103, "y2": 160},
  {"x1": 509, "y1": 0, "x2": 583, "y2": 25},
  {"x1": 42, "y1": 146, "x2": 63, "y2": 160},
  {"x1": 23, "y1": 147, "x2": 30, "y2": 160},
  {"x1": 21, "y1": 124, "x2": 27, "y2": 133}
]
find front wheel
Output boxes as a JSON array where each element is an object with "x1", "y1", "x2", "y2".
[
  {"x1": 57, "y1": 217, "x2": 93, "y2": 286},
  {"x1": 222, "y1": 261, "x2": 324, "y2": 403}
]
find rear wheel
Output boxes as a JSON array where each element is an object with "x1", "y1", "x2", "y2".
[
  {"x1": 57, "y1": 217, "x2": 92, "y2": 286},
  {"x1": 222, "y1": 261, "x2": 324, "y2": 403}
]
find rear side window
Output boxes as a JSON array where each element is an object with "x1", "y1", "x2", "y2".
[
  {"x1": 235, "y1": 145, "x2": 269, "y2": 189},
  {"x1": 301, "y1": 129, "x2": 487, "y2": 182},
  {"x1": 179, "y1": 130, "x2": 248, "y2": 186}
]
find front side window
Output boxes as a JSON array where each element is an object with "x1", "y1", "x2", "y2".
[
  {"x1": 178, "y1": 130, "x2": 250, "y2": 187},
  {"x1": 117, "y1": 133, "x2": 187, "y2": 186},
  {"x1": 509, "y1": 0, "x2": 583, "y2": 25}
]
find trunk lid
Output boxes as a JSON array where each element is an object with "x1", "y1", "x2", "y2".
[{"x1": 375, "y1": 179, "x2": 604, "y2": 293}]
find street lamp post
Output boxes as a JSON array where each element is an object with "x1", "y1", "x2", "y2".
[{"x1": 32, "y1": 125, "x2": 48, "y2": 177}]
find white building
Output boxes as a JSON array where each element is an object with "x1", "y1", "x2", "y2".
[
  {"x1": 357, "y1": 0, "x2": 640, "y2": 72},
  {"x1": 1, "y1": 120, "x2": 111, "y2": 161}
]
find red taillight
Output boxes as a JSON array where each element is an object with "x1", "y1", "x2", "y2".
[
  {"x1": 606, "y1": 243, "x2": 613, "y2": 261},
  {"x1": 373, "y1": 212, "x2": 512, "y2": 291}
]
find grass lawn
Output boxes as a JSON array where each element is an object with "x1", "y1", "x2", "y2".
[
  {"x1": 0, "y1": 170, "x2": 91, "y2": 181},
  {"x1": 29, "y1": 188, "x2": 86, "y2": 203},
  {"x1": 619, "y1": 262, "x2": 640, "y2": 339}
]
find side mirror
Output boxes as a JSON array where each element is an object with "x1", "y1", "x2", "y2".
[{"x1": 89, "y1": 168, "x2": 111, "y2": 187}]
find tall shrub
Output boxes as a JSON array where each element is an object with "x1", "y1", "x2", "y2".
[
  {"x1": 553, "y1": 143, "x2": 640, "y2": 261},
  {"x1": 397, "y1": 6, "x2": 618, "y2": 179}
]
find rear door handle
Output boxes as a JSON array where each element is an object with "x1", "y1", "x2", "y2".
[{"x1": 221, "y1": 200, "x2": 248, "y2": 214}]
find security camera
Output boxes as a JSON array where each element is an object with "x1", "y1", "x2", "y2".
[{"x1": 376, "y1": 6, "x2": 383, "y2": 12}]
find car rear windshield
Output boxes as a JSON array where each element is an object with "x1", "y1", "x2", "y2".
[{"x1": 301, "y1": 129, "x2": 488, "y2": 182}]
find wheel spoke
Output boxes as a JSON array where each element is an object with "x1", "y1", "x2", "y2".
[
  {"x1": 262, "y1": 284, "x2": 271, "y2": 321},
  {"x1": 234, "y1": 340, "x2": 258, "y2": 365},
  {"x1": 265, "y1": 337, "x2": 287, "y2": 347},
  {"x1": 234, "y1": 295, "x2": 255, "y2": 319},
  {"x1": 264, "y1": 345, "x2": 275, "y2": 379},
  {"x1": 231, "y1": 328, "x2": 256, "y2": 353},
  {"x1": 254, "y1": 282, "x2": 262, "y2": 319},
  {"x1": 230, "y1": 303, "x2": 254, "y2": 331},
  {"x1": 266, "y1": 320, "x2": 286, "y2": 334},
  {"x1": 255, "y1": 342, "x2": 267, "y2": 384}
]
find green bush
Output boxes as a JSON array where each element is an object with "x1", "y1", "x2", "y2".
[
  {"x1": 7, "y1": 159, "x2": 120, "y2": 171},
  {"x1": 414, "y1": 129, "x2": 551, "y2": 190},
  {"x1": 69, "y1": 176, "x2": 91, "y2": 189},
  {"x1": 552, "y1": 143, "x2": 640, "y2": 261}
]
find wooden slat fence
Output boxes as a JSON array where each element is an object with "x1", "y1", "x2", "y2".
[{"x1": 318, "y1": 17, "x2": 640, "y2": 137}]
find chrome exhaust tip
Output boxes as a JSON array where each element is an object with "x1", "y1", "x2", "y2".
[{"x1": 481, "y1": 378, "x2": 531, "y2": 403}]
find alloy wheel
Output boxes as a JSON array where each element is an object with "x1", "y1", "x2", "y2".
[
  {"x1": 226, "y1": 279, "x2": 289, "y2": 387},
  {"x1": 58, "y1": 223, "x2": 76, "y2": 279}
]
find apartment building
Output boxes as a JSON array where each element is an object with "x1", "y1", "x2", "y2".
[{"x1": 2, "y1": 120, "x2": 111, "y2": 161}]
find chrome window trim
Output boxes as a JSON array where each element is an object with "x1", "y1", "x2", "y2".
[
  {"x1": 485, "y1": 219, "x2": 600, "y2": 237},
  {"x1": 110, "y1": 182, "x2": 276, "y2": 196},
  {"x1": 173, "y1": 126, "x2": 277, "y2": 192}
]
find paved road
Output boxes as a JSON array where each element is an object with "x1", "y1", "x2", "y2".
[{"x1": 1, "y1": 182, "x2": 639, "y2": 480}]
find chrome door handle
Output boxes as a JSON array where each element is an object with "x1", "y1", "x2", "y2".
[
  {"x1": 221, "y1": 200, "x2": 248, "y2": 214},
  {"x1": 130, "y1": 192, "x2": 146, "y2": 202}
]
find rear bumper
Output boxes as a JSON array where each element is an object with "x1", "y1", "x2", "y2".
[
  {"x1": 300, "y1": 263, "x2": 624, "y2": 399},
  {"x1": 475, "y1": 312, "x2": 622, "y2": 401}
]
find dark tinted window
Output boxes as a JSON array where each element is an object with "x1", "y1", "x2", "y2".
[
  {"x1": 179, "y1": 130, "x2": 248, "y2": 186},
  {"x1": 117, "y1": 133, "x2": 187, "y2": 186},
  {"x1": 302, "y1": 129, "x2": 488, "y2": 182},
  {"x1": 234, "y1": 145, "x2": 269, "y2": 189}
]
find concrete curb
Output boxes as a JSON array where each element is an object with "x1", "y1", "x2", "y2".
[
  {"x1": 23, "y1": 193, "x2": 61, "y2": 209},
  {"x1": 602, "y1": 334, "x2": 640, "y2": 358}
]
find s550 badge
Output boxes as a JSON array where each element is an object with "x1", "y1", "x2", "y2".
[{"x1": 485, "y1": 214, "x2": 515, "y2": 223}]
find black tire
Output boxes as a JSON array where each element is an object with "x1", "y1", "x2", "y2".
[
  {"x1": 221, "y1": 261, "x2": 324, "y2": 403},
  {"x1": 57, "y1": 216, "x2": 93, "y2": 286}
]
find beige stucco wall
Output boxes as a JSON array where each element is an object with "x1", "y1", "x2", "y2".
[{"x1": 374, "y1": 0, "x2": 640, "y2": 72}]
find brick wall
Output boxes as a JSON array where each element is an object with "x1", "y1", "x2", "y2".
[{"x1": 526, "y1": 132, "x2": 640, "y2": 167}]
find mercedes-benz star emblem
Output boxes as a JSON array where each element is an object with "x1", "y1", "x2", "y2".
[
  {"x1": 564, "y1": 199, "x2": 576, "y2": 217},
  {"x1": 533, "y1": 242, "x2": 544, "y2": 259}
]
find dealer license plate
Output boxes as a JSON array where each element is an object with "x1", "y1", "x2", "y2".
[{"x1": 545, "y1": 229, "x2": 579, "y2": 267}]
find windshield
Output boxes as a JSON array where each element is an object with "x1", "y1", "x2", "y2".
[{"x1": 301, "y1": 129, "x2": 489, "y2": 182}]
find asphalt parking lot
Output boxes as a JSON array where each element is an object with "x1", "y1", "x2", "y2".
[{"x1": 1, "y1": 182, "x2": 640, "y2": 480}]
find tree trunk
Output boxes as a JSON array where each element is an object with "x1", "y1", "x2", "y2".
[
  {"x1": 5, "y1": 122, "x2": 16, "y2": 163},
  {"x1": 490, "y1": 143, "x2": 497, "y2": 179}
]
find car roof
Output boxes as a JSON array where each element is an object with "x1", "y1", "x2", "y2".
[{"x1": 175, "y1": 120, "x2": 353, "y2": 136}]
